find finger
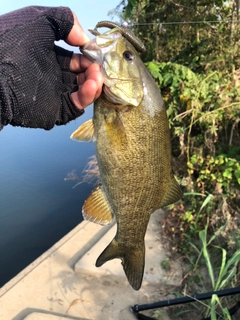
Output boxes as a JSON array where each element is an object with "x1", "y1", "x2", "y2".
[
  {"x1": 76, "y1": 63, "x2": 102, "y2": 85},
  {"x1": 76, "y1": 73, "x2": 86, "y2": 86},
  {"x1": 71, "y1": 80, "x2": 97, "y2": 109},
  {"x1": 84, "y1": 63, "x2": 102, "y2": 79},
  {"x1": 70, "y1": 53, "x2": 93, "y2": 73},
  {"x1": 71, "y1": 68, "x2": 103, "y2": 109},
  {"x1": 84, "y1": 65, "x2": 103, "y2": 99},
  {"x1": 65, "y1": 12, "x2": 90, "y2": 46}
]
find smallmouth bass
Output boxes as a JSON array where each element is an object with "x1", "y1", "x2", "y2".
[{"x1": 71, "y1": 22, "x2": 182, "y2": 290}]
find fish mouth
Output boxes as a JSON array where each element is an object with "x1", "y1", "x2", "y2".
[
  {"x1": 80, "y1": 43, "x2": 103, "y2": 65},
  {"x1": 80, "y1": 46, "x2": 125, "y2": 86},
  {"x1": 80, "y1": 31, "x2": 121, "y2": 65}
]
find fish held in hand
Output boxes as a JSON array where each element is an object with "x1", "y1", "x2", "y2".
[{"x1": 71, "y1": 22, "x2": 182, "y2": 290}]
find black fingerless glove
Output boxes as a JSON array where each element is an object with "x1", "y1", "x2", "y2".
[{"x1": 0, "y1": 6, "x2": 84, "y2": 131}]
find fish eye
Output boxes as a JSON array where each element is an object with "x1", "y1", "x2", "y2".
[{"x1": 123, "y1": 51, "x2": 134, "y2": 61}]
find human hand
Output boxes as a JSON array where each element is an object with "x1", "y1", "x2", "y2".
[
  {"x1": 0, "y1": 6, "x2": 103, "y2": 130},
  {"x1": 64, "y1": 12, "x2": 103, "y2": 110}
]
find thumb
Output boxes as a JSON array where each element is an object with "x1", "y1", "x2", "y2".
[{"x1": 65, "y1": 12, "x2": 90, "y2": 46}]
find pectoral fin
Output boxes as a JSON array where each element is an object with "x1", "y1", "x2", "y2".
[
  {"x1": 70, "y1": 119, "x2": 95, "y2": 142},
  {"x1": 83, "y1": 186, "x2": 114, "y2": 225},
  {"x1": 159, "y1": 177, "x2": 183, "y2": 208}
]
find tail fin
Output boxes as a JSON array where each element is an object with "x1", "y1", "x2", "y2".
[{"x1": 96, "y1": 239, "x2": 145, "y2": 290}]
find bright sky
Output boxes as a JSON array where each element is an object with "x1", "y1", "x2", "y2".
[{"x1": 0, "y1": 0, "x2": 121, "y2": 46}]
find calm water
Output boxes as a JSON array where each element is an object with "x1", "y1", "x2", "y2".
[{"x1": 0, "y1": 106, "x2": 96, "y2": 287}]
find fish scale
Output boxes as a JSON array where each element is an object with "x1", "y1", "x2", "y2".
[{"x1": 71, "y1": 23, "x2": 182, "y2": 290}]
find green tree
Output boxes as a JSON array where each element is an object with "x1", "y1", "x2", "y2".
[
  {"x1": 116, "y1": 1, "x2": 238, "y2": 72},
  {"x1": 112, "y1": 0, "x2": 240, "y2": 250}
]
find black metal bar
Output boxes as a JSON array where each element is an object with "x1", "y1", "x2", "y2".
[
  {"x1": 131, "y1": 287, "x2": 240, "y2": 313},
  {"x1": 132, "y1": 301, "x2": 240, "y2": 320}
]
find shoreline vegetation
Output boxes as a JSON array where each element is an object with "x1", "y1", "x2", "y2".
[{"x1": 109, "y1": 1, "x2": 240, "y2": 318}]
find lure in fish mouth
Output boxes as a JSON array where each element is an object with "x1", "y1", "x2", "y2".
[
  {"x1": 81, "y1": 25, "x2": 145, "y2": 107},
  {"x1": 87, "y1": 20, "x2": 146, "y2": 53},
  {"x1": 72, "y1": 21, "x2": 182, "y2": 290}
]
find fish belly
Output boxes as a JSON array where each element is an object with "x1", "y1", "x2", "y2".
[{"x1": 94, "y1": 97, "x2": 171, "y2": 240}]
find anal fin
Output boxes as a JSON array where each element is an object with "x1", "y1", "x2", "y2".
[{"x1": 83, "y1": 186, "x2": 114, "y2": 225}]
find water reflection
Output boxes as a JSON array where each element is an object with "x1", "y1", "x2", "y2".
[{"x1": 0, "y1": 106, "x2": 96, "y2": 287}]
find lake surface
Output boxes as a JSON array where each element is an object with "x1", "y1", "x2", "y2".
[{"x1": 0, "y1": 106, "x2": 96, "y2": 287}]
